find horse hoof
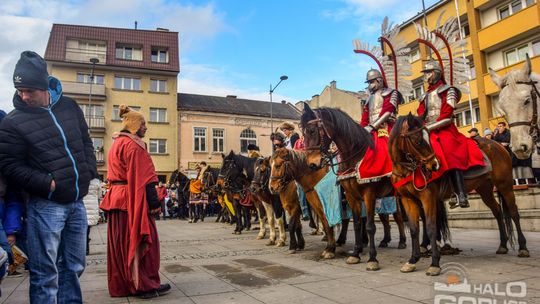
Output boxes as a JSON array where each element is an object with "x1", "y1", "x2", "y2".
[
  {"x1": 256, "y1": 234, "x2": 265, "y2": 240},
  {"x1": 288, "y1": 249, "x2": 297, "y2": 254},
  {"x1": 420, "y1": 246, "x2": 428, "y2": 254},
  {"x1": 346, "y1": 256, "x2": 361, "y2": 264},
  {"x1": 400, "y1": 262, "x2": 416, "y2": 273},
  {"x1": 518, "y1": 250, "x2": 530, "y2": 258},
  {"x1": 276, "y1": 240, "x2": 286, "y2": 247},
  {"x1": 366, "y1": 261, "x2": 380, "y2": 271},
  {"x1": 378, "y1": 242, "x2": 388, "y2": 248},
  {"x1": 426, "y1": 266, "x2": 441, "y2": 276},
  {"x1": 321, "y1": 235, "x2": 328, "y2": 242},
  {"x1": 322, "y1": 251, "x2": 335, "y2": 259},
  {"x1": 266, "y1": 240, "x2": 276, "y2": 246},
  {"x1": 398, "y1": 242, "x2": 407, "y2": 249},
  {"x1": 496, "y1": 246, "x2": 508, "y2": 254}
]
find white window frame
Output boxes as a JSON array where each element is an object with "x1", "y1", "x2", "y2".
[
  {"x1": 408, "y1": 84, "x2": 424, "y2": 102},
  {"x1": 150, "y1": 79, "x2": 167, "y2": 93},
  {"x1": 149, "y1": 139, "x2": 167, "y2": 154},
  {"x1": 114, "y1": 76, "x2": 141, "y2": 91},
  {"x1": 80, "y1": 104, "x2": 104, "y2": 118},
  {"x1": 409, "y1": 48, "x2": 421, "y2": 63},
  {"x1": 240, "y1": 129, "x2": 257, "y2": 153},
  {"x1": 504, "y1": 41, "x2": 536, "y2": 67},
  {"x1": 115, "y1": 44, "x2": 143, "y2": 61},
  {"x1": 193, "y1": 127, "x2": 207, "y2": 152},
  {"x1": 149, "y1": 108, "x2": 167, "y2": 123},
  {"x1": 91, "y1": 137, "x2": 104, "y2": 152},
  {"x1": 151, "y1": 48, "x2": 169, "y2": 63},
  {"x1": 212, "y1": 128, "x2": 225, "y2": 153},
  {"x1": 455, "y1": 106, "x2": 481, "y2": 127},
  {"x1": 77, "y1": 73, "x2": 104, "y2": 85},
  {"x1": 497, "y1": 0, "x2": 535, "y2": 20}
]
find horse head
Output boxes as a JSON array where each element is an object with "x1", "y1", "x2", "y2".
[
  {"x1": 219, "y1": 150, "x2": 241, "y2": 189},
  {"x1": 250, "y1": 157, "x2": 270, "y2": 193},
  {"x1": 489, "y1": 55, "x2": 540, "y2": 159},
  {"x1": 391, "y1": 113, "x2": 440, "y2": 173},
  {"x1": 269, "y1": 148, "x2": 293, "y2": 194},
  {"x1": 300, "y1": 102, "x2": 332, "y2": 152}
]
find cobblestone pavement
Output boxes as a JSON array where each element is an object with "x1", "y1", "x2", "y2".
[{"x1": 2, "y1": 217, "x2": 539, "y2": 303}]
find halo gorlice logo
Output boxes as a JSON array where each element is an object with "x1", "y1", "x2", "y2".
[{"x1": 433, "y1": 262, "x2": 527, "y2": 304}]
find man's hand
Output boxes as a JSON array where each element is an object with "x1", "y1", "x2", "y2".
[
  {"x1": 7, "y1": 235, "x2": 16, "y2": 246},
  {"x1": 150, "y1": 207, "x2": 161, "y2": 215},
  {"x1": 50, "y1": 180, "x2": 56, "y2": 192},
  {"x1": 364, "y1": 125, "x2": 374, "y2": 133}
]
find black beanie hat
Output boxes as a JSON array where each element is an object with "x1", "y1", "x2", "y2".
[{"x1": 13, "y1": 51, "x2": 49, "y2": 91}]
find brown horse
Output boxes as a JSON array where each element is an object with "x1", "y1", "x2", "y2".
[
  {"x1": 269, "y1": 148, "x2": 350, "y2": 259},
  {"x1": 389, "y1": 114, "x2": 529, "y2": 276},
  {"x1": 300, "y1": 104, "x2": 407, "y2": 270}
]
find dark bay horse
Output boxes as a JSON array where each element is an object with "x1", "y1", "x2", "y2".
[
  {"x1": 220, "y1": 151, "x2": 266, "y2": 235},
  {"x1": 251, "y1": 157, "x2": 287, "y2": 246},
  {"x1": 300, "y1": 104, "x2": 407, "y2": 270},
  {"x1": 389, "y1": 114, "x2": 529, "y2": 276},
  {"x1": 269, "y1": 148, "x2": 350, "y2": 258}
]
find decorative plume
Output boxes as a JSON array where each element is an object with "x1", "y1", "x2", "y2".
[{"x1": 415, "y1": 11, "x2": 471, "y2": 93}]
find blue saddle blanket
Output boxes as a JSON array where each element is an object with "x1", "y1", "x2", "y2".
[
  {"x1": 314, "y1": 169, "x2": 352, "y2": 227},
  {"x1": 361, "y1": 196, "x2": 397, "y2": 217}
]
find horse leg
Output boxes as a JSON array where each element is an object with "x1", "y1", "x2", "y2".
[
  {"x1": 305, "y1": 192, "x2": 336, "y2": 259},
  {"x1": 497, "y1": 185, "x2": 529, "y2": 257},
  {"x1": 419, "y1": 208, "x2": 430, "y2": 256},
  {"x1": 272, "y1": 195, "x2": 287, "y2": 247},
  {"x1": 423, "y1": 197, "x2": 444, "y2": 276},
  {"x1": 233, "y1": 200, "x2": 243, "y2": 234},
  {"x1": 400, "y1": 197, "x2": 421, "y2": 273},
  {"x1": 295, "y1": 212, "x2": 305, "y2": 251},
  {"x1": 256, "y1": 203, "x2": 267, "y2": 240},
  {"x1": 337, "y1": 219, "x2": 349, "y2": 246},
  {"x1": 394, "y1": 198, "x2": 407, "y2": 249},
  {"x1": 343, "y1": 191, "x2": 363, "y2": 264},
  {"x1": 363, "y1": 195, "x2": 379, "y2": 271},
  {"x1": 243, "y1": 206, "x2": 251, "y2": 231},
  {"x1": 287, "y1": 211, "x2": 298, "y2": 253},
  {"x1": 378, "y1": 213, "x2": 391, "y2": 248},
  {"x1": 262, "y1": 201, "x2": 275, "y2": 244},
  {"x1": 476, "y1": 183, "x2": 509, "y2": 254}
]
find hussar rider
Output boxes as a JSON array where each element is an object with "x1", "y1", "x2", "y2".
[{"x1": 361, "y1": 69, "x2": 399, "y2": 134}]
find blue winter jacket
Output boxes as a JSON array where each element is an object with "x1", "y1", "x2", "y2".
[{"x1": 0, "y1": 77, "x2": 98, "y2": 203}]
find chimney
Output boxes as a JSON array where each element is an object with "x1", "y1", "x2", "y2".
[
  {"x1": 226, "y1": 95, "x2": 237, "y2": 99},
  {"x1": 330, "y1": 80, "x2": 336, "y2": 88},
  {"x1": 281, "y1": 100, "x2": 286, "y2": 104},
  {"x1": 156, "y1": 27, "x2": 170, "y2": 32}
]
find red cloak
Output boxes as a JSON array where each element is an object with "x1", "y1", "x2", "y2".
[{"x1": 100, "y1": 133, "x2": 160, "y2": 296}]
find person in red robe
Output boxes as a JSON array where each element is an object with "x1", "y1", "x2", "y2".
[
  {"x1": 100, "y1": 105, "x2": 171, "y2": 299},
  {"x1": 156, "y1": 182, "x2": 168, "y2": 220},
  {"x1": 417, "y1": 61, "x2": 484, "y2": 208}
]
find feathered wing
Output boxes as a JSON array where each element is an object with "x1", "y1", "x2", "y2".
[
  {"x1": 380, "y1": 16, "x2": 412, "y2": 96},
  {"x1": 415, "y1": 11, "x2": 471, "y2": 93},
  {"x1": 352, "y1": 38, "x2": 385, "y2": 81}
]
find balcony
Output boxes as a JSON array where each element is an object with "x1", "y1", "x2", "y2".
[
  {"x1": 477, "y1": 5, "x2": 539, "y2": 51},
  {"x1": 95, "y1": 150, "x2": 105, "y2": 166},
  {"x1": 85, "y1": 115, "x2": 106, "y2": 132},
  {"x1": 65, "y1": 48, "x2": 106, "y2": 64},
  {"x1": 62, "y1": 81, "x2": 106, "y2": 101},
  {"x1": 483, "y1": 54, "x2": 540, "y2": 95},
  {"x1": 473, "y1": 0, "x2": 490, "y2": 9}
]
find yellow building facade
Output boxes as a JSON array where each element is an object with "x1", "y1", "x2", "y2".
[
  {"x1": 44, "y1": 24, "x2": 179, "y2": 182},
  {"x1": 396, "y1": 0, "x2": 540, "y2": 134}
]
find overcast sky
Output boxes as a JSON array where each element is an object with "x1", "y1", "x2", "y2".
[{"x1": 0, "y1": 0, "x2": 440, "y2": 111}]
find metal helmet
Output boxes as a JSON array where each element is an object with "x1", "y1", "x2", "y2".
[
  {"x1": 421, "y1": 60, "x2": 443, "y2": 73},
  {"x1": 365, "y1": 69, "x2": 383, "y2": 83}
]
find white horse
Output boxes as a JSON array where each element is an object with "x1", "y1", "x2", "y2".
[{"x1": 489, "y1": 55, "x2": 540, "y2": 160}]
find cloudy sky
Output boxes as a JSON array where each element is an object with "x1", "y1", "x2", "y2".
[{"x1": 0, "y1": 0, "x2": 440, "y2": 111}]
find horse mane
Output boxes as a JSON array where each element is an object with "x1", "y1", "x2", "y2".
[
  {"x1": 315, "y1": 107, "x2": 373, "y2": 152},
  {"x1": 232, "y1": 152, "x2": 257, "y2": 181},
  {"x1": 288, "y1": 149, "x2": 310, "y2": 174}
]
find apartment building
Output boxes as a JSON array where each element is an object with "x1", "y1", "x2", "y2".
[
  {"x1": 177, "y1": 93, "x2": 301, "y2": 175},
  {"x1": 395, "y1": 0, "x2": 539, "y2": 134},
  {"x1": 44, "y1": 24, "x2": 179, "y2": 182}
]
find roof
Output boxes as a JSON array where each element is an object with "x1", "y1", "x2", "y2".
[
  {"x1": 178, "y1": 93, "x2": 301, "y2": 120},
  {"x1": 44, "y1": 24, "x2": 179, "y2": 73}
]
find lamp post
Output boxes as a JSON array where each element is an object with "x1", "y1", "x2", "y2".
[
  {"x1": 88, "y1": 57, "x2": 99, "y2": 129},
  {"x1": 269, "y1": 75, "x2": 288, "y2": 133}
]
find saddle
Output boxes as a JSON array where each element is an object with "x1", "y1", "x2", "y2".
[
  {"x1": 239, "y1": 190, "x2": 253, "y2": 207},
  {"x1": 463, "y1": 149, "x2": 492, "y2": 180}
]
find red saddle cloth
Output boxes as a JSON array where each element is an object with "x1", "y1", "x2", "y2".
[
  {"x1": 239, "y1": 190, "x2": 253, "y2": 207},
  {"x1": 356, "y1": 132, "x2": 393, "y2": 183},
  {"x1": 393, "y1": 130, "x2": 485, "y2": 189}
]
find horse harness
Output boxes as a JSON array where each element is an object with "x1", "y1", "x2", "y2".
[{"x1": 506, "y1": 80, "x2": 540, "y2": 143}]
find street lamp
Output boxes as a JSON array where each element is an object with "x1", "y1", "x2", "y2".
[
  {"x1": 269, "y1": 75, "x2": 288, "y2": 132},
  {"x1": 88, "y1": 57, "x2": 99, "y2": 128}
]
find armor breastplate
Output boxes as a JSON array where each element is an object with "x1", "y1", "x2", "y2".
[
  {"x1": 425, "y1": 89, "x2": 442, "y2": 123},
  {"x1": 367, "y1": 91, "x2": 384, "y2": 124}
]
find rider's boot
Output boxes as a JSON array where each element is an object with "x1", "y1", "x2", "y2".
[{"x1": 449, "y1": 170, "x2": 469, "y2": 208}]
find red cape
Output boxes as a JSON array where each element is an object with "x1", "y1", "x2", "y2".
[{"x1": 100, "y1": 133, "x2": 158, "y2": 287}]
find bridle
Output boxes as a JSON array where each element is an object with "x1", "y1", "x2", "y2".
[
  {"x1": 220, "y1": 158, "x2": 249, "y2": 193},
  {"x1": 395, "y1": 124, "x2": 437, "y2": 191},
  {"x1": 505, "y1": 80, "x2": 540, "y2": 143},
  {"x1": 269, "y1": 154, "x2": 295, "y2": 191}
]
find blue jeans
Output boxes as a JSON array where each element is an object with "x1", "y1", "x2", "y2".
[{"x1": 27, "y1": 197, "x2": 87, "y2": 304}]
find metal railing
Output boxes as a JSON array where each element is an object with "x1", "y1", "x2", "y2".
[
  {"x1": 95, "y1": 150, "x2": 105, "y2": 165},
  {"x1": 85, "y1": 115, "x2": 105, "y2": 130}
]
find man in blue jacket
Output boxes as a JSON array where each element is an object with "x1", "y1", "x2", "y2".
[{"x1": 0, "y1": 51, "x2": 97, "y2": 303}]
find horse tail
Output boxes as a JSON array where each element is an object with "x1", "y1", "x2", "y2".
[
  {"x1": 497, "y1": 191, "x2": 515, "y2": 249},
  {"x1": 437, "y1": 199, "x2": 451, "y2": 243}
]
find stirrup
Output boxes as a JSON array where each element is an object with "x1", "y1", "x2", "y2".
[
  {"x1": 449, "y1": 194, "x2": 459, "y2": 209},
  {"x1": 458, "y1": 193, "x2": 470, "y2": 208}
]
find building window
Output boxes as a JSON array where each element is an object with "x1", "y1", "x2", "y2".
[
  {"x1": 150, "y1": 79, "x2": 167, "y2": 93},
  {"x1": 240, "y1": 129, "x2": 257, "y2": 153},
  {"x1": 77, "y1": 73, "x2": 104, "y2": 85},
  {"x1": 533, "y1": 40, "x2": 540, "y2": 56},
  {"x1": 408, "y1": 85, "x2": 424, "y2": 102},
  {"x1": 112, "y1": 105, "x2": 141, "y2": 121},
  {"x1": 151, "y1": 48, "x2": 168, "y2": 63},
  {"x1": 409, "y1": 48, "x2": 420, "y2": 63},
  {"x1": 149, "y1": 108, "x2": 167, "y2": 123},
  {"x1": 498, "y1": 0, "x2": 535, "y2": 20},
  {"x1": 460, "y1": 22, "x2": 470, "y2": 37},
  {"x1": 212, "y1": 128, "x2": 224, "y2": 153},
  {"x1": 114, "y1": 76, "x2": 141, "y2": 91},
  {"x1": 91, "y1": 137, "x2": 104, "y2": 152},
  {"x1": 115, "y1": 44, "x2": 142, "y2": 61},
  {"x1": 194, "y1": 127, "x2": 206, "y2": 152},
  {"x1": 65, "y1": 39, "x2": 107, "y2": 63},
  {"x1": 149, "y1": 139, "x2": 167, "y2": 154},
  {"x1": 505, "y1": 44, "x2": 529, "y2": 66},
  {"x1": 455, "y1": 106, "x2": 480, "y2": 127}
]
